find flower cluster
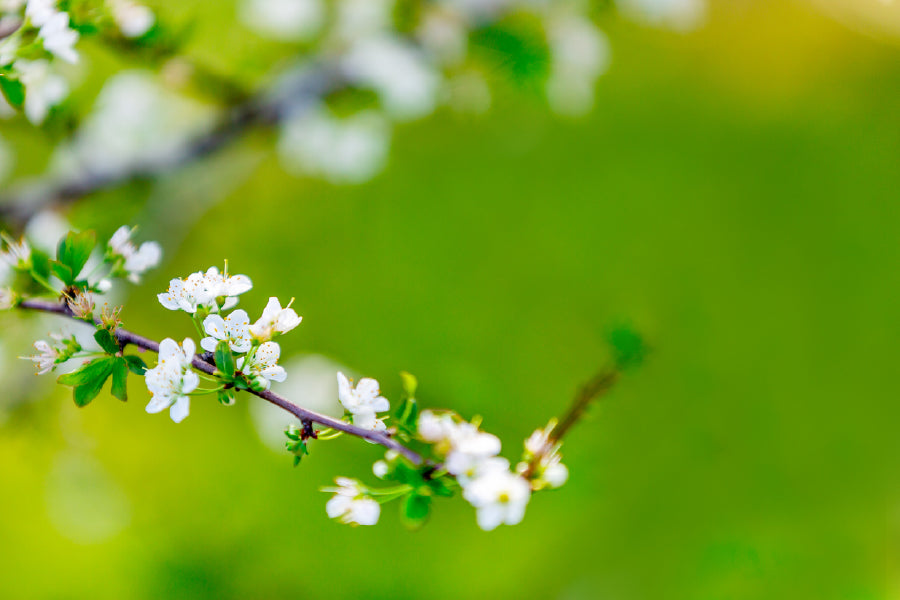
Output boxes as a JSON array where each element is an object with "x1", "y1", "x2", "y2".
[
  {"x1": 149, "y1": 265, "x2": 301, "y2": 417},
  {"x1": 6, "y1": 223, "x2": 588, "y2": 533},
  {"x1": 0, "y1": 0, "x2": 155, "y2": 123},
  {"x1": 157, "y1": 267, "x2": 252, "y2": 315}
]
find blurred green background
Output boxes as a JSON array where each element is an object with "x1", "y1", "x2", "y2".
[{"x1": 1, "y1": 1, "x2": 898, "y2": 598}]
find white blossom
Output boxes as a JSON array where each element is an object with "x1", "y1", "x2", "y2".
[
  {"x1": 237, "y1": 341, "x2": 286, "y2": 390},
  {"x1": 249, "y1": 296, "x2": 301, "y2": 341},
  {"x1": 462, "y1": 468, "x2": 531, "y2": 531},
  {"x1": 201, "y1": 309, "x2": 252, "y2": 353},
  {"x1": 110, "y1": 1, "x2": 154, "y2": 38},
  {"x1": 518, "y1": 420, "x2": 569, "y2": 489},
  {"x1": 337, "y1": 371, "x2": 389, "y2": 431},
  {"x1": 240, "y1": 0, "x2": 324, "y2": 41},
  {"x1": 546, "y1": 15, "x2": 609, "y2": 117},
  {"x1": 0, "y1": 235, "x2": 31, "y2": 269},
  {"x1": 25, "y1": 0, "x2": 56, "y2": 27},
  {"x1": 334, "y1": 0, "x2": 393, "y2": 41},
  {"x1": 618, "y1": 0, "x2": 706, "y2": 32},
  {"x1": 107, "y1": 226, "x2": 162, "y2": 282},
  {"x1": 443, "y1": 421, "x2": 502, "y2": 477},
  {"x1": 38, "y1": 11, "x2": 79, "y2": 64},
  {"x1": 157, "y1": 267, "x2": 252, "y2": 314},
  {"x1": 417, "y1": 410, "x2": 501, "y2": 476},
  {"x1": 28, "y1": 338, "x2": 60, "y2": 374},
  {"x1": 325, "y1": 477, "x2": 380, "y2": 526},
  {"x1": 372, "y1": 460, "x2": 389, "y2": 479},
  {"x1": 0, "y1": 287, "x2": 15, "y2": 309},
  {"x1": 144, "y1": 338, "x2": 199, "y2": 423},
  {"x1": 341, "y1": 34, "x2": 440, "y2": 120},
  {"x1": 278, "y1": 106, "x2": 389, "y2": 184},
  {"x1": 16, "y1": 59, "x2": 68, "y2": 124}
]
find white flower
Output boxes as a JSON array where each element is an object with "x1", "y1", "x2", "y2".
[
  {"x1": 341, "y1": 35, "x2": 439, "y2": 121},
  {"x1": 237, "y1": 341, "x2": 286, "y2": 390},
  {"x1": 0, "y1": 287, "x2": 15, "y2": 309},
  {"x1": 157, "y1": 267, "x2": 252, "y2": 314},
  {"x1": 249, "y1": 297, "x2": 301, "y2": 341},
  {"x1": 618, "y1": 0, "x2": 706, "y2": 32},
  {"x1": 28, "y1": 338, "x2": 59, "y2": 374},
  {"x1": 417, "y1": 410, "x2": 501, "y2": 476},
  {"x1": 38, "y1": 12, "x2": 79, "y2": 63},
  {"x1": 201, "y1": 309, "x2": 252, "y2": 353},
  {"x1": 372, "y1": 460, "x2": 388, "y2": 479},
  {"x1": 239, "y1": 0, "x2": 324, "y2": 41},
  {"x1": 107, "y1": 226, "x2": 162, "y2": 282},
  {"x1": 546, "y1": 16, "x2": 609, "y2": 117},
  {"x1": 517, "y1": 420, "x2": 569, "y2": 489},
  {"x1": 25, "y1": 0, "x2": 56, "y2": 27},
  {"x1": 0, "y1": 234, "x2": 30, "y2": 269},
  {"x1": 144, "y1": 338, "x2": 199, "y2": 423},
  {"x1": 462, "y1": 468, "x2": 531, "y2": 531},
  {"x1": 325, "y1": 477, "x2": 380, "y2": 526},
  {"x1": 278, "y1": 106, "x2": 389, "y2": 184},
  {"x1": 443, "y1": 422, "x2": 502, "y2": 477},
  {"x1": 16, "y1": 59, "x2": 68, "y2": 124},
  {"x1": 110, "y1": 1, "x2": 154, "y2": 38},
  {"x1": 337, "y1": 372, "x2": 389, "y2": 431}
]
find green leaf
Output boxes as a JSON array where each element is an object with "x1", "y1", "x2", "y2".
[
  {"x1": 110, "y1": 359, "x2": 128, "y2": 402},
  {"x1": 608, "y1": 325, "x2": 646, "y2": 370},
  {"x1": 426, "y1": 477, "x2": 455, "y2": 498},
  {"x1": 124, "y1": 355, "x2": 147, "y2": 375},
  {"x1": 217, "y1": 389, "x2": 235, "y2": 406},
  {"x1": 56, "y1": 230, "x2": 96, "y2": 281},
  {"x1": 401, "y1": 493, "x2": 431, "y2": 530},
  {"x1": 29, "y1": 248, "x2": 51, "y2": 281},
  {"x1": 470, "y1": 19, "x2": 550, "y2": 90},
  {"x1": 214, "y1": 340, "x2": 235, "y2": 379},
  {"x1": 94, "y1": 329, "x2": 120, "y2": 355},
  {"x1": 62, "y1": 358, "x2": 116, "y2": 407},
  {"x1": 0, "y1": 75, "x2": 24, "y2": 109},
  {"x1": 400, "y1": 371, "x2": 417, "y2": 398},
  {"x1": 51, "y1": 262, "x2": 73, "y2": 285},
  {"x1": 58, "y1": 357, "x2": 116, "y2": 387}
]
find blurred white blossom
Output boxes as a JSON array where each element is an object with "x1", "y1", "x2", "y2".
[
  {"x1": 546, "y1": 15, "x2": 609, "y2": 116},
  {"x1": 240, "y1": 0, "x2": 324, "y2": 41},
  {"x1": 110, "y1": 0, "x2": 155, "y2": 38},
  {"x1": 341, "y1": 35, "x2": 440, "y2": 120},
  {"x1": 618, "y1": 0, "x2": 706, "y2": 32},
  {"x1": 16, "y1": 59, "x2": 68, "y2": 124},
  {"x1": 278, "y1": 106, "x2": 390, "y2": 183},
  {"x1": 325, "y1": 477, "x2": 380, "y2": 526},
  {"x1": 38, "y1": 12, "x2": 79, "y2": 63}
]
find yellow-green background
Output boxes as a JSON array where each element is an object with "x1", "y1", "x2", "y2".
[{"x1": 0, "y1": 1, "x2": 896, "y2": 598}]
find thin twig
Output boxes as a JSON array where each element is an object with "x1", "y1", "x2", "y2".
[
  {"x1": 0, "y1": 62, "x2": 345, "y2": 227},
  {"x1": 552, "y1": 366, "x2": 620, "y2": 444},
  {"x1": 18, "y1": 297, "x2": 424, "y2": 464}
]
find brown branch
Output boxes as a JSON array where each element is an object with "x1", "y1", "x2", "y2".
[
  {"x1": 551, "y1": 366, "x2": 620, "y2": 444},
  {"x1": 0, "y1": 62, "x2": 345, "y2": 228},
  {"x1": 18, "y1": 297, "x2": 424, "y2": 464}
]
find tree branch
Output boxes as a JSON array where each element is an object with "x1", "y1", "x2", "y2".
[
  {"x1": 552, "y1": 366, "x2": 620, "y2": 444},
  {"x1": 0, "y1": 62, "x2": 345, "y2": 228},
  {"x1": 18, "y1": 297, "x2": 425, "y2": 464}
]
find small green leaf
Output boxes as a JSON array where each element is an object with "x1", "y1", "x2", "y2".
[
  {"x1": 214, "y1": 340, "x2": 235, "y2": 379},
  {"x1": 94, "y1": 329, "x2": 120, "y2": 355},
  {"x1": 63, "y1": 358, "x2": 116, "y2": 407},
  {"x1": 426, "y1": 477, "x2": 455, "y2": 498},
  {"x1": 401, "y1": 493, "x2": 431, "y2": 530},
  {"x1": 217, "y1": 389, "x2": 235, "y2": 406},
  {"x1": 110, "y1": 359, "x2": 128, "y2": 402},
  {"x1": 51, "y1": 262, "x2": 74, "y2": 285},
  {"x1": 123, "y1": 355, "x2": 147, "y2": 375},
  {"x1": 58, "y1": 357, "x2": 116, "y2": 387},
  {"x1": 400, "y1": 371, "x2": 417, "y2": 398},
  {"x1": 56, "y1": 230, "x2": 96, "y2": 280},
  {"x1": 0, "y1": 75, "x2": 24, "y2": 109}
]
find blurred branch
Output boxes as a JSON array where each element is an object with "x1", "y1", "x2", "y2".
[
  {"x1": 18, "y1": 297, "x2": 425, "y2": 465},
  {"x1": 551, "y1": 366, "x2": 620, "y2": 444},
  {"x1": 0, "y1": 62, "x2": 345, "y2": 228}
]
